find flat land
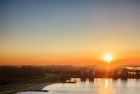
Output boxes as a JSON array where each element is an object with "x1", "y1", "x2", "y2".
[{"x1": 0, "y1": 74, "x2": 60, "y2": 94}]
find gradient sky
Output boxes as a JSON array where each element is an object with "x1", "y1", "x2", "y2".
[{"x1": 0, "y1": 0, "x2": 140, "y2": 65}]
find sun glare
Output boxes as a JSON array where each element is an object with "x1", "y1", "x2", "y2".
[{"x1": 104, "y1": 53, "x2": 113, "y2": 63}]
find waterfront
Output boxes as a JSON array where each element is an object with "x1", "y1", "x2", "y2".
[{"x1": 17, "y1": 78, "x2": 140, "y2": 94}]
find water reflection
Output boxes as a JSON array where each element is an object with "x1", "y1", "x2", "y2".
[
  {"x1": 16, "y1": 78, "x2": 140, "y2": 94},
  {"x1": 43, "y1": 78, "x2": 140, "y2": 94},
  {"x1": 105, "y1": 79, "x2": 109, "y2": 88},
  {"x1": 98, "y1": 79, "x2": 115, "y2": 94},
  {"x1": 127, "y1": 79, "x2": 136, "y2": 87}
]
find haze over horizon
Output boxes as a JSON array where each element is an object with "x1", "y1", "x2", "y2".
[{"x1": 0, "y1": 0, "x2": 140, "y2": 65}]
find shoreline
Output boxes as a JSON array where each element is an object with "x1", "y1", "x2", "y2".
[
  {"x1": 24, "y1": 82, "x2": 54, "y2": 90},
  {"x1": 0, "y1": 81, "x2": 58, "y2": 94},
  {"x1": 16, "y1": 81, "x2": 58, "y2": 94},
  {"x1": 0, "y1": 73, "x2": 62, "y2": 94},
  {"x1": 0, "y1": 82, "x2": 56, "y2": 94}
]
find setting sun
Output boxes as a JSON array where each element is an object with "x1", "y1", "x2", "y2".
[{"x1": 104, "y1": 53, "x2": 113, "y2": 63}]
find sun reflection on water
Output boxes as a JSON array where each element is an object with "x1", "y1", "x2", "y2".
[
  {"x1": 105, "y1": 79, "x2": 109, "y2": 88},
  {"x1": 98, "y1": 79, "x2": 115, "y2": 94},
  {"x1": 41, "y1": 78, "x2": 140, "y2": 94}
]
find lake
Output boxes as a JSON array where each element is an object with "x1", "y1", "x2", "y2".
[{"x1": 16, "y1": 78, "x2": 140, "y2": 94}]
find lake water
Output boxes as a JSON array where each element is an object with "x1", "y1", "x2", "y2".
[{"x1": 16, "y1": 78, "x2": 140, "y2": 94}]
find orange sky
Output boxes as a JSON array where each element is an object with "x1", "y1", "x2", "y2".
[
  {"x1": 1, "y1": 50, "x2": 140, "y2": 65},
  {"x1": 0, "y1": 0, "x2": 140, "y2": 65}
]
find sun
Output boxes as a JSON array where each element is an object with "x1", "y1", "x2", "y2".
[{"x1": 104, "y1": 53, "x2": 113, "y2": 63}]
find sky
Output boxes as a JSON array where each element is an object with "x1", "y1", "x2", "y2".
[{"x1": 0, "y1": 0, "x2": 140, "y2": 65}]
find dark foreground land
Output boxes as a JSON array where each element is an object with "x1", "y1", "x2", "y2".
[
  {"x1": 0, "y1": 65, "x2": 140, "y2": 94},
  {"x1": 0, "y1": 73, "x2": 60, "y2": 94}
]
